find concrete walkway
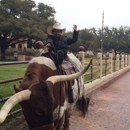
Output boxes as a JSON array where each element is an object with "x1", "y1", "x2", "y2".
[{"x1": 70, "y1": 70, "x2": 130, "y2": 130}]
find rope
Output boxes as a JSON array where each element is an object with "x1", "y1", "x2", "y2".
[{"x1": 0, "y1": 95, "x2": 5, "y2": 104}]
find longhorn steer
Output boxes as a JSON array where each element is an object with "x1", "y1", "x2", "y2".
[{"x1": 0, "y1": 53, "x2": 91, "y2": 130}]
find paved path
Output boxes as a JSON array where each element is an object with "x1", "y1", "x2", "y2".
[
  {"x1": 1, "y1": 70, "x2": 130, "y2": 130},
  {"x1": 70, "y1": 70, "x2": 130, "y2": 130}
]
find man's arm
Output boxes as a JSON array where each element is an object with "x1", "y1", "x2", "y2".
[{"x1": 67, "y1": 30, "x2": 78, "y2": 45}]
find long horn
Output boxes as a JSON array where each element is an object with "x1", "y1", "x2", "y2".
[
  {"x1": 46, "y1": 59, "x2": 92, "y2": 84},
  {"x1": 0, "y1": 90, "x2": 31, "y2": 124}
]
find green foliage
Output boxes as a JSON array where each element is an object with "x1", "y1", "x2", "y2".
[
  {"x1": 25, "y1": 48, "x2": 35, "y2": 56},
  {"x1": 100, "y1": 26, "x2": 130, "y2": 54},
  {"x1": 5, "y1": 48, "x2": 35, "y2": 56},
  {"x1": 85, "y1": 54, "x2": 95, "y2": 58},
  {"x1": 5, "y1": 48, "x2": 17, "y2": 55},
  {"x1": 0, "y1": 0, "x2": 56, "y2": 59},
  {"x1": 0, "y1": 1, "x2": 55, "y2": 40},
  {"x1": 37, "y1": 3, "x2": 56, "y2": 19}
]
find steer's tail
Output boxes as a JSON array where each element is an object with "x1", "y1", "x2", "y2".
[{"x1": 76, "y1": 95, "x2": 90, "y2": 118}]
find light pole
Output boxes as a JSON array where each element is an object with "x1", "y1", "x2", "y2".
[{"x1": 101, "y1": 10, "x2": 104, "y2": 54}]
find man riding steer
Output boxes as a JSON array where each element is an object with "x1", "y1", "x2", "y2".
[
  {"x1": 44, "y1": 23, "x2": 79, "y2": 103},
  {"x1": 46, "y1": 23, "x2": 78, "y2": 65},
  {"x1": 0, "y1": 53, "x2": 91, "y2": 130}
]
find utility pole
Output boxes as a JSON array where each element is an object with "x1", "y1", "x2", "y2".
[{"x1": 101, "y1": 10, "x2": 104, "y2": 54}]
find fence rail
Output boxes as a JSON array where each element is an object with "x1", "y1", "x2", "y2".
[{"x1": 0, "y1": 61, "x2": 29, "y2": 66}]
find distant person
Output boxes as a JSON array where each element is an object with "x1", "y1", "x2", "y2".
[{"x1": 46, "y1": 22, "x2": 78, "y2": 65}]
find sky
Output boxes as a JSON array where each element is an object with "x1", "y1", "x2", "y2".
[{"x1": 34, "y1": 0, "x2": 130, "y2": 32}]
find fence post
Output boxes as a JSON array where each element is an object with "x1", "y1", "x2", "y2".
[
  {"x1": 18, "y1": 55, "x2": 25, "y2": 61},
  {"x1": 121, "y1": 53, "x2": 124, "y2": 69},
  {"x1": 77, "y1": 46, "x2": 85, "y2": 69},
  {"x1": 97, "y1": 49, "x2": 102, "y2": 78},
  {"x1": 125, "y1": 54, "x2": 127, "y2": 67},
  {"x1": 128, "y1": 54, "x2": 130, "y2": 66},
  {"x1": 116, "y1": 52, "x2": 120, "y2": 71},
  {"x1": 109, "y1": 50, "x2": 113, "y2": 74}
]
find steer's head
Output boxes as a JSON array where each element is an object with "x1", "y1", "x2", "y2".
[{"x1": 21, "y1": 81, "x2": 55, "y2": 129}]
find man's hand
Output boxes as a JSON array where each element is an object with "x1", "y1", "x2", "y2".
[
  {"x1": 46, "y1": 43, "x2": 51, "y2": 47},
  {"x1": 73, "y1": 24, "x2": 77, "y2": 31}
]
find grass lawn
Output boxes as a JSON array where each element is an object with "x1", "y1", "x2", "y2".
[
  {"x1": 0, "y1": 64, "x2": 27, "y2": 97},
  {"x1": 0, "y1": 63, "x2": 28, "y2": 125}
]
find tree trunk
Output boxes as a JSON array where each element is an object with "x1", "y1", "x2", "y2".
[
  {"x1": 27, "y1": 38, "x2": 33, "y2": 48},
  {"x1": 0, "y1": 35, "x2": 8, "y2": 60},
  {"x1": 1, "y1": 46, "x2": 6, "y2": 60}
]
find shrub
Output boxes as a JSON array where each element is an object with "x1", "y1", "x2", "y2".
[
  {"x1": 85, "y1": 54, "x2": 96, "y2": 58},
  {"x1": 25, "y1": 48, "x2": 35, "y2": 56},
  {"x1": 5, "y1": 48, "x2": 17, "y2": 56},
  {"x1": 5, "y1": 48, "x2": 35, "y2": 56}
]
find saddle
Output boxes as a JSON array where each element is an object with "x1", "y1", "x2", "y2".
[
  {"x1": 62, "y1": 56, "x2": 80, "y2": 103},
  {"x1": 41, "y1": 51, "x2": 80, "y2": 103}
]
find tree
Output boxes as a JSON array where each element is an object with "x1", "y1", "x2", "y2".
[
  {"x1": 102, "y1": 26, "x2": 130, "y2": 54},
  {"x1": 0, "y1": 0, "x2": 56, "y2": 60},
  {"x1": 78, "y1": 29, "x2": 98, "y2": 52}
]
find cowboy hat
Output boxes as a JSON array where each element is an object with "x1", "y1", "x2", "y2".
[{"x1": 47, "y1": 23, "x2": 66, "y2": 35}]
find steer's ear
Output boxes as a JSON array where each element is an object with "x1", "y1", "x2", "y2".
[{"x1": 14, "y1": 84, "x2": 22, "y2": 93}]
